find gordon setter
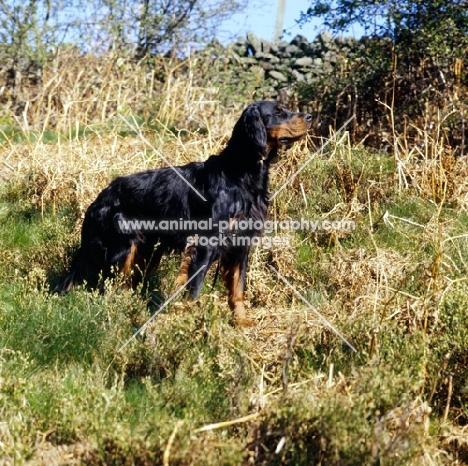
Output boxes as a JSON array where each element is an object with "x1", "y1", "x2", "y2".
[{"x1": 54, "y1": 101, "x2": 312, "y2": 326}]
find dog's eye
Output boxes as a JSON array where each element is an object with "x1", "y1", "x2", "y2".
[{"x1": 275, "y1": 106, "x2": 285, "y2": 115}]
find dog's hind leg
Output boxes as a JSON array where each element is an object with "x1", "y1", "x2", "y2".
[
  {"x1": 173, "y1": 246, "x2": 196, "y2": 291},
  {"x1": 173, "y1": 246, "x2": 216, "y2": 300},
  {"x1": 118, "y1": 243, "x2": 143, "y2": 289},
  {"x1": 98, "y1": 240, "x2": 138, "y2": 293}
]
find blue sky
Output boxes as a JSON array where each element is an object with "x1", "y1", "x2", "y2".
[
  {"x1": 219, "y1": 0, "x2": 315, "y2": 43},
  {"x1": 219, "y1": 0, "x2": 364, "y2": 44}
]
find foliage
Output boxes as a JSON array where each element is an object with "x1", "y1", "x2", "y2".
[
  {"x1": 0, "y1": 0, "x2": 73, "y2": 63},
  {"x1": 296, "y1": 0, "x2": 468, "y2": 154},
  {"x1": 131, "y1": 0, "x2": 248, "y2": 58},
  {"x1": 0, "y1": 0, "x2": 248, "y2": 61},
  {"x1": 300, "y1": 0, "x2": 468, "y2": 59},
  {"x1": 1, "y1": 100, "x2": 468, "y2": 462}
]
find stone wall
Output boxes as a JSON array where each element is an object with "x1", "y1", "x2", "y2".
[{"x1": 224, "y1": 32, "x2": 357, "y2": 94}]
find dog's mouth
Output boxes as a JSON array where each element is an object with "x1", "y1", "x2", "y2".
[
  {"x1": 278, "y1": 133, "x2": 308, "y2": 146},
  {"x1": 265, "y1": 115, "x2": 311, "y2": 160},
  {"x1": 267, "y1": 117, "x2": 310, "y2": 145}
]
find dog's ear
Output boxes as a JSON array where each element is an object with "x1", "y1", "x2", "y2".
[
  {"x1": 231, "y1": 104, "x2": 267, "y2": 153},
  {"x1": 242, "y1": 105, "x2": 267, "y2": 150}
]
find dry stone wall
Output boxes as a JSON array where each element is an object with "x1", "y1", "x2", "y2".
[{"x1": 225, "y1": 32, "x2": 357, "y2": 95}]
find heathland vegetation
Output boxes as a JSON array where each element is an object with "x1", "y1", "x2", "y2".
[{"x1": 1, "y1": 0, "x2": 468, "y2": 464}]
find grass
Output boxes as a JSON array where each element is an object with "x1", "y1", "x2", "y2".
[{"x1": 2, "y1": 79, "x2": 468, "y2": 464}]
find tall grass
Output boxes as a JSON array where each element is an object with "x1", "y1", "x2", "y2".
[{"x1": 1, "y1": 57, "x2": 468, "y2": 464}]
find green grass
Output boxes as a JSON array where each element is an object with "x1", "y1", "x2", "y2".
[
  {"x1": 0, "y1": 284, "x2": 109, "y2": 366},
  {"x1": 0, "y1": 113, "x2": 199, "y2": 147},
  {"x1": 1, "y1": 144, "x2": 468, "y2": 464}
]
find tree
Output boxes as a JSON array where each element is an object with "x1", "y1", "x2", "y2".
[
  {"x1": 0, "y1": 0, "x2": 82, "y2": 63},
  {"x1": 93, "y1": 0, "x2": 249, "y2": 57},
  {"x1": 296, "y1": 0, "x2": 468, "y2": 151},
  {"x1": 299, "y1": 0, "x2": 468, "y2": 60},
  {"x1": 0, "y1": 0, "x2": 249, "y2": 59}
]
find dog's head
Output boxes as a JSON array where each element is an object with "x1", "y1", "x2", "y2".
[{"x1": 229, "y1": 101, "x2": 312, "y2": 164}]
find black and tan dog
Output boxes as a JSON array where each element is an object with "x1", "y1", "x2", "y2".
[{"x1": 54, "y1": 101, "x2": 311, "y2": 326}]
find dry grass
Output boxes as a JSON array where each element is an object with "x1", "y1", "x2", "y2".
[
  {"x1": 2, "y1": 50, "x2": 215, "y2": 130},
  {"x1": 387, "y1": 106, "x2": 468, "y2": 209},
  {"x1": 2, "y1": 61, "x2": 468, "y2": 463},
  {"x1": 0, "y1": 100, "x2": 237, "y2": 220},
  {"x1": 0, "y1": 49, "x2": 243, "y2": 222}
]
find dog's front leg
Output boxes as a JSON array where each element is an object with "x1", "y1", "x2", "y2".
[{"x1": 222, "y1": 251, "x2": 255, "y2": 327}]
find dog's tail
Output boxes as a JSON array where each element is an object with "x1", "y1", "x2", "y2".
[
  {"x1": 53, "y1": 248, "x2": 93, "y2": 293},
  {"x1": 53, "y1": 184, "x2": 136, "y2": 294},
  {"x1": 53, "y1": 271, "x2": 78, "y2": 294},
  {"x1": 53, "y1": 250, "x2": 104, "y2": 293}
]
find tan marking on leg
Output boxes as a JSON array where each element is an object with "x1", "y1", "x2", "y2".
[
  {"x1": 173, "y1": 246, "x2": 195, "y2": 291},
  {"x1": 120, "y1": 243, "x2": 138, "y2": 275},
  {"x1": 119, "y1": 243, "x2": 140, "y2": 289},
  {"x1": 60, "y1": 278, "x2": 75, "y2": 293},
  {"x1": 222, "y1": 263, "x2": 255, "y2": 327}
]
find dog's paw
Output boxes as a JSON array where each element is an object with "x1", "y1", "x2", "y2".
[{"x1": 235, "y1": 317, "x2": 256, "y2": 328}]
